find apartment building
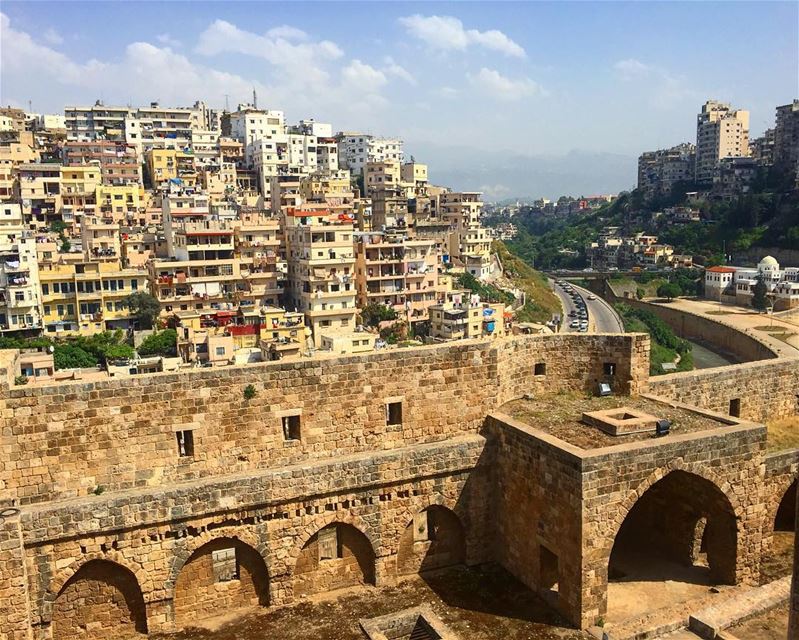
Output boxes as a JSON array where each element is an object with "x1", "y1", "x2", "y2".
[
  {"x1": 637, "y1": 143, "x2": 695, "y2": 201},
  {"x1": 774, "y1": 100, "x2": 799, "y2": 173},
  {"x1": 695, "y1": 101, "x2": 750, "y2": 183},
  {"x1": 228, "y1": 108, "x2": 286, "y2": 167},
  {"x1": 713, "y1": 156, "x2": 759, "y2": 199},
  {"x1": 0, "y1": 137, "x2": 39, "y2": 201},
  {"x1": 0, "y1": 203, "x2": 42, "y2": 331},
  {"x1": 81, "y1": 216, "x2": 121, "y2": 261},
  {"x1": 428, "y1": 290, "x2": 506, "y2": 341},
  {"x1": 191, "y1": 130, "x2": 221, "y2": 167},
  {"x1": 364, "y1": 160, "x2": 401, "y2": 196},
  {"x1": 355, "y1": 231, "x2": 445, "y2": 325},
  {"x1": 145, "y1": 148, "x2": 197, "y2": 189},
  {"x1": 336, "y1": 133, "x2": 403, "y2": 174},
  {"x1": 62, "y1": 140, "x2": 141, "y2": 185},
  {"x1": 233, "y1": 211, "x2": 283, "y2": 309},
  {"x1": 38, "y1": 259, "x2": 147, "y2": 334},
  {"x1": 441, "y1": 192, "x2": 492, "y2": 278},
  {"x1": 60, "y1": 165, "x2": 101, "y2": 219},
  {"x1": 400, "y1": 161, "x2": 429, "y2": 197},
  {"x1": 95, "y1": 184, "x2": 142, "y2": 223},
  {"x1": 284, "y1": 207, "x2": 357, "y2": 346},
  {"x1": 750, "y1": 128, "x2": 776, "y2": 166},
  {"x1": 16, "y1": 163, "x2": 62, "y2": 229},
  {"x1": 65, "y1": 101, "x2": 203, "y2": 158}
]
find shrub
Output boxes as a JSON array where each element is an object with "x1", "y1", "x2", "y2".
[
  {"x1": 243, "y1": 384, "x2": 257, "y2": 400},
  {"x1": 138, "y1": 329, "x2": 178, "y2": 357},
  {"x1": 14, "y1": 375, "x2": 28, "y2": 386}
]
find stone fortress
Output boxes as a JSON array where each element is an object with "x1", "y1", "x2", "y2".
[{"x1": 0, "y1": 329, "x2": 797, "y2": 639}]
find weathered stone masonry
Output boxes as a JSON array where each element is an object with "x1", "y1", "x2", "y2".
[{"x1": 0, "y1": 331, "x2": 796, "y2": 638}]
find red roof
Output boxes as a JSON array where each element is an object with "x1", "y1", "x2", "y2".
[{"x1": 706, "y1": 266, "x2": 736, "y2": 273}]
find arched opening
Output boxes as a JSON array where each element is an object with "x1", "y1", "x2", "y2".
[
  {"x1": 774, "y1": 481, "x2": 796, "y2": 532},
  {"x1": 607, "y1": 470, "x2": 737, "y2": 624},
  {"x1": 396, "y1": 505, "x2": 466, "y2": 575},
  {"x1": 173, "y1": 537, "x2": 269, "y2": 627},
  {"x1": 293, "y1": 522, "x2": 375, "y2": 598},
  {"x1": 52, "y1": 559, "x2": 147, "y2": 640},
  {"x1": 762, "y1": 480, "x2": 797, "y2": 583}
]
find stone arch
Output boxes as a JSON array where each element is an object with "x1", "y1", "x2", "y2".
[
  {"x1": 608, "y1": 469, "x2": 739, "y2": 587},
  {"x1": 166, "y1": 525, "x2": 267, "y2": 593},
  {"x1": 608, "y1": 460, "x2": 745, "y2": 545},
  {"x1": 396, "y1": 504, "x2": 466, "y2": 576},
  {"x1": 772, "y1": 478, "x2": 797, "y2": 532},
  {"x1": 44, "y1": 551, "x2": 152, "y2": 624},
  {"x1": 292, "y1": 520, "x2": 376, "y2": 598},
  {"x1": 172, "y1": 535, "x2": 270, "y2": 628},
  {"x1": 50, "y1": 559, "x2": 147, "y2": 640}
]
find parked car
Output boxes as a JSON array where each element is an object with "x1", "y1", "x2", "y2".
[{"x1": 588, "y1": 294, "x2": 597, "y2": 300}]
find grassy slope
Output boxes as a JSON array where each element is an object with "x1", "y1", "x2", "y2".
[
  {"x1": 494, "y1": 241, "x2": 562, "y2": 324},
  {"x1": 616, "y1": 308, "x2": 693, "y2": 376}
]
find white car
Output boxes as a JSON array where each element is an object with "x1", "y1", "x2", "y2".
[{"x1": 588, "y1": 294, "x2": 597, "y2": 301}]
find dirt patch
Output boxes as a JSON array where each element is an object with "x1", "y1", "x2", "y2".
[
  {"x1": 500, "y1": 393, "x2": 728, "y2": 450},
  {"x1": 152, "y1": 564, "x2": 581, "y2": 640},
  {"x1": 766, "y1": 416, "x2": 799, "y2": 452},
  {"x1": 727, "y1": 601, "x2": 789, "y2": 640},
  {"x1": 760, "y1": 531, "x2": 795, "y2": 584}
]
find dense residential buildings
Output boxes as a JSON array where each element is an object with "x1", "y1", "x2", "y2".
[
  {"x1": 637, "y1": 143, "x2": 695, "y2": 202},
  {"x1": 774, "y1": 99, "x2": 799, "y2": 173}
]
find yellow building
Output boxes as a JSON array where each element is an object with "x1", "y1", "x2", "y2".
[
  {"x1": 95, "y1": 184, "x2": 142, "y2": 222},
  {"x1": 146, "y1": 148, "x2": 196, "y2": 188},
  {"x1": 38, "y1": 260, "x2": 149, "y2": 335},
  {"x1": 61, "y1": 165, "x2": 102, "y2": 216}
]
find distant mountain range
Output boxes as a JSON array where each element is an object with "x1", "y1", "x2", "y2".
[{"x1": 407, "y1": 142, "x2": 638, "y2": 201}]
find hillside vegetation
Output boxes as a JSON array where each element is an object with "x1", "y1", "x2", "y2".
[
  {"x1": 496, "y1": 167, "x2": 799, "y2": 270},
  {"x1": 614, "y1": 303, "x2": 693, "y2": 375},
  {"x1": 494, "y1": 241, "x2": 562, "y2": 323}
]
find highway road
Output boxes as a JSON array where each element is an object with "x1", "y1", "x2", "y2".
[{"x1": 552, "y1": 280, "x2": 624, "y2": 334}]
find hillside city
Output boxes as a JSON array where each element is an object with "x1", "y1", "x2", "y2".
[
  {"x1": 1, "y1": 96, "x2": 796, "y2": 385},
  {"x1": 1, "y1": 5, "x2": 799, "y2": 640}
]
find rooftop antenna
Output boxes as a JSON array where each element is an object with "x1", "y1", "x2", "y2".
[
  {"x1": 253, "y1": 88, "x2": 258, "y2": 109},
  {"x1": 224, "y1": 94, "x2": 230, "y2": 112},
  {"x1": 28, "y1": 100, "x2": 32, "y2": 113}
]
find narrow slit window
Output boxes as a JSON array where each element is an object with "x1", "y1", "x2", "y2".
[
  {"x1": 176, "y1": 430, "x2": 194, "y2": 457},
  {"x1": 386, "y1": 401, "x2": 403, "y2": 426},
  {"x1": 282, "y1": 414, "x2": 301, "y2": 440}
]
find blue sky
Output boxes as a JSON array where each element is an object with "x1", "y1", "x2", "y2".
[{"x1": 1, "y1": 1, "x2": 797, "y2": 195}]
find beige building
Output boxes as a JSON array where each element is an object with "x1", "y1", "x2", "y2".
[
  {"x1": 428, "y1": 290, "x2": 506, "y2": 341},
  {"x1": 0, "y1": 138, "x2": 39, "y2": 201},
  {"x1": 695, "y1": 100, "x2": 750, "y2": 183},
  {"x1": 16, "y1": 163, "x2": 62, "y2": 229},
  {"x1": 355, "y1": 231, "x2": 446, "y2": 325},
  {"x1": 284, "y1": 207, "x2": 357, "y2": 346},
  {"x1": 81, "y1": 216, "x2": 121, "y2": 262},
  {"x1": 0, "y1": 203, "x2": 43, "y2": 331}
]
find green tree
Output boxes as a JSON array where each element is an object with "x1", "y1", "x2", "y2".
[
  {"x1": 138, "y1": 329, "x2": 178, "y2": 357},
  {"x1": 751, "y1": 275, "x2": 769, "y2": 311},
  {"x1": 124, "y1": 292, "x2": 161, "y2": 329},
  {"x1": 360, "y1": 303, "x2": 398, "y2": 328},
  {"x1": 656, "y1": 282, "x2": 682, "y2": 301},
  {"x1": 53, "y1": 344, "x2": 97, "y2": 369}
]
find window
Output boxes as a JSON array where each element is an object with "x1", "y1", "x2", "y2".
[
  {"x1": 318, "y1": 526, "x2": 339, "y2": 561},
  {"x1": 729, "y1": 398, "x2": 741, "y2": 418},
  {"x1": 603, "y1": 362, "x2": 616, "y2": 376},
  {"x1": 215, "y1": 346, "x2": 226, "y2": 356},
  {"x1": 211, "y1": 548, "x2": 239, "y2": 582},
  {"x1": 176, "y1": 430, "x2": 194, "y2": 457},
  {"x1": 386, "y1": 401, "x2": 403, "y2": 426},
  {"x1": 413, "y1": 511, "x2": 430, "y2": 542},
  {"x1": 534, "y1": 362, "x2": 547, "y2": 376},
  {"x1": 41, "y1": 284, "x2": 49, "y2": 295},
  {"x1": 282, "y1": 414, "x2": 301, "y2": 441},
  {"x1": 539, "y1": 545, "x2": 559, "y2": 593}
]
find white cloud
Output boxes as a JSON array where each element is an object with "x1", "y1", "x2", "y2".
[
  {"x1": 266, "y1": 25, "x2": 308, "y2": 41},
  {"x1": 156, "y1": 33, "x2": 182, "y2": 48},
  {"x1": 613, "y1": 58, "x2": 652, "y2": 79},
  {"x1": 399, "y1": 14, "x2": 525, "y2": 58},
  {"x1": 42, "y1": 27, "x2": 63, "y2": 45},
  {"x1": 437, "y1": 86, "x2": 459, "y2": 99},
  {"x1": 383, "y1": 56, "x2": 416, "y2": 85},
  {"x1": 467, "y1": 68, "x2": 543, "y2": 100},
  {"x1": 342, "y1": 60, "x2": 387, "y2": 93}
]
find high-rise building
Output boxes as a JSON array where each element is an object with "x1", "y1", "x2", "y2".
[
  {"x1": 695, "y1": 101, "x2": 750, "y2": 183},
  {"x1": 774, "y1": 99, "x2": 799, "y2": 173},
  {"x1": 637, "y1": 143, "x2": 695, "y2": 201}
]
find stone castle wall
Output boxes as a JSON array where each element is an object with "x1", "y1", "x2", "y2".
[
  {"x1": 648, "y1": 357, "x2": 799, "y2": 423},
  {"x1": 0, "y1": 333, "x2": 648, "y2": 639},
  {"x1": 0, "y1": 334, "x2": 647, "y2": 507}
]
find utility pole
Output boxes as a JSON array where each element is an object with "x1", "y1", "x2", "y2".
[{"x1": 253, "y1": 88, "x2": 257, "y2": 110}]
